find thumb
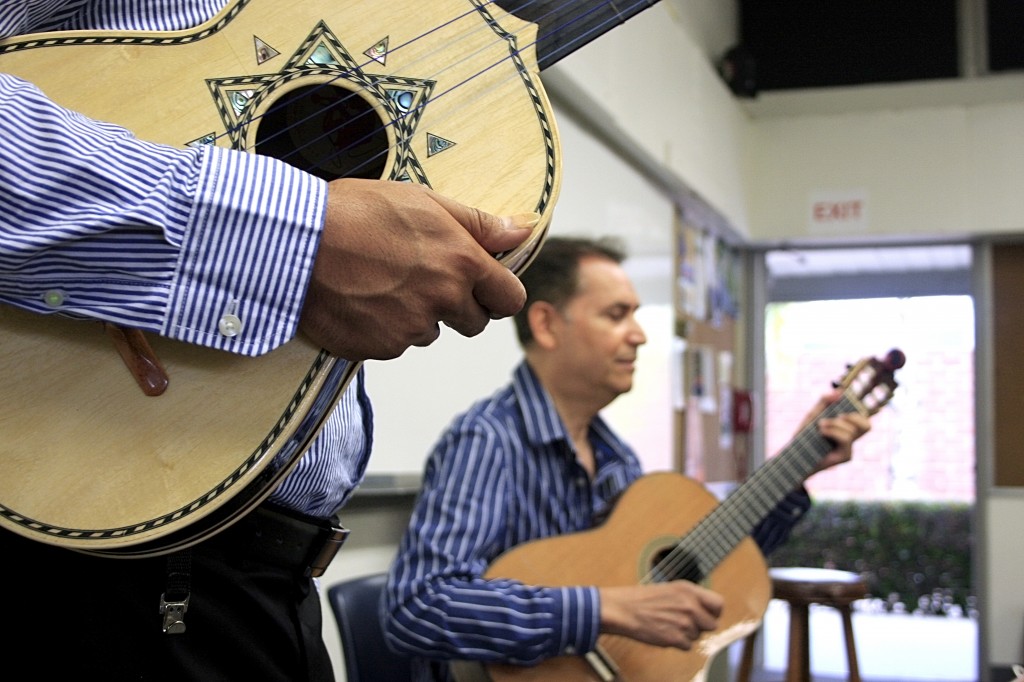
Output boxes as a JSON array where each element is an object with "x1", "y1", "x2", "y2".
[
  {"x1": 488, "y1": 212, "x2": 543, "y2": 255},
  {"x1": 426, "y1": 190, "x2": 540, "y2": 255}
]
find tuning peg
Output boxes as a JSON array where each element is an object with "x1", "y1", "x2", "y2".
[
  {"x1": 832, "y1": 362, "x2": 854, "y2": 388},
  {"x1": 886, "y1": 349, "x2": 907, "y2": 370}
]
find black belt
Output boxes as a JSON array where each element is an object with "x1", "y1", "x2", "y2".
[
  {"x1": 219, "y1": 503, "x2": 350, "y2": 578},
  {"x1": 161, "y1": 503, "x2": 349, "y2": 633}
]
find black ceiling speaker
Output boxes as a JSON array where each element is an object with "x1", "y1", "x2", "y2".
[
  {"x1": 719, "y1": 45, "x2": 758, "y2": 98},
  {"x1": 737, "y1": 1, "x2": 959, "y2": 91}
]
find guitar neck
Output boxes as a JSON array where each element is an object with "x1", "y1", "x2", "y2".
[
  {"x1": 671, "y1": 393, "x2": 863, "y2": 580},
  {"x1": 495, "y1": 0, "x2": 661, "y2": 70}
]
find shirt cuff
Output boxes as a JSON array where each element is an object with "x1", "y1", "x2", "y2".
[
  {"x1": 755, "y1": 486, "x2": 813, "y2": 556},
  {"x1": 163, "y1": 146, "x2": 327, "y2": 356},
  {"x1": 554, "y1": 585, "x2": 602, "y2": 657}
]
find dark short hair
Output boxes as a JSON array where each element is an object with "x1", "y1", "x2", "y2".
[{"x1": 513, "y1": 235, "x2": 627, "y2": 346}]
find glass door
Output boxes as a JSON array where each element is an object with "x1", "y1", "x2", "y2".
[{"x1": 749, "y1": 244, "x2": 978, "y2": 682}]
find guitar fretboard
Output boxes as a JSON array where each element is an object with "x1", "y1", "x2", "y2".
[{"x1": 649, "y1": 394, "x2": 861, "y2": 583}]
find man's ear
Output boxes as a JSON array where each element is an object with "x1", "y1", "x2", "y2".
[{"x1": 527, "y1": 301, "x2": 561, "y2": 350}]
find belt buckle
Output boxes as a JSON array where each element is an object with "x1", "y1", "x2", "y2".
[{"x1": 307, "y1": 522, "x2": 350, "y2": 578}]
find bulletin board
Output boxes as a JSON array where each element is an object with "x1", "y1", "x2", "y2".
[{"x1": 673, "y1": 222, "x2": 745, "y2": 484}]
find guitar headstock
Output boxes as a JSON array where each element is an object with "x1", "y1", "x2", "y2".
[{"x1": 834, "y1": 349, "x2": 906, "y2": 416}]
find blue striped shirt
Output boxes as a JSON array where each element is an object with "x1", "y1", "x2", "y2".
[
  {"x1": 0, "y1": 0, "x2": 370, "y2": 518},
  {"x1": 384, "y1": 361, "x2": 810, "y2": 681}
]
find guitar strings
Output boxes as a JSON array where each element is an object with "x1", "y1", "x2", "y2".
[
  {"x1": 243, "y1": 0, "x2": 508, "y2": 168},
  {"x1": 251, "y1": 0, "x2": 629, "y2": 173},
  {"x1": 585, "y1": 389, "x2": 864, "y2": 676},
  {"x1": 198, "y1": 0, "x2": 652, "y2": 182},
  {"x1": 648, "y1": 399, "x2": 849, "y2": 584},
  {"x1": 265, "y1": 0, "x2": 631, "y2": 178},
  {"x1": 589, "y1": 405, "x2": 842, "y2": 667},
  {"x1": 638, "y1": 391, "x2": 863, "y2": 588}
]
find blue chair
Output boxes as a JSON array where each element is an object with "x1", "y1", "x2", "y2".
[{"x1": 327, "y1": 573, "x2": 414, "y2": 682}]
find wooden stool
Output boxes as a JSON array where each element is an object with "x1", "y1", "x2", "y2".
[{"x1": 738, "y1": 567, "x2": 868, "y2": 682}]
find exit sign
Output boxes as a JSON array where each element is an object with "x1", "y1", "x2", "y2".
[{"x1": 808, "y1": 189, "x2": 868, "y2": 234}]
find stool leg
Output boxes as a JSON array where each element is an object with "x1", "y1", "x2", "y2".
[
  {"x1": 838, "y1": 605, "x2": 861, "y2": 682},
  {"x1": 737, "y1": 628, "x2": 758, "y2": 682},
  {"x1": 785, "y1": 602, "x2": 811, "y2": 682}
]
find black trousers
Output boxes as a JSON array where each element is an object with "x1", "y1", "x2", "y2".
[{"x1": 0, "y1": 507, "x2": 335, "y2": 681}]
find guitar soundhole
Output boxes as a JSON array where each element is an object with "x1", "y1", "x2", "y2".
[
  {"x1": 255, "y1": 84, "x2": 388, "y2": 182},
  {"x1": 650, "y1": 547, "x2": 704, "y2": 583}
]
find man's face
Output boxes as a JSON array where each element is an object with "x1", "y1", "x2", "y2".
[{"x1": 553, "y1": 255, "x2": 647, "y2": 403}]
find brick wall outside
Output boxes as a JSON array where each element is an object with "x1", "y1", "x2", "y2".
[{"x1": 763, "y1": 298, "x2": 976, "y2": 503}]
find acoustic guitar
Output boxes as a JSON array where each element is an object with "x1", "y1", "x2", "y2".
[
  {"x1": 0, "y1": 0, "x2": 659, "y2": 556},
  {"x1": 452, "y1": 350, "x2": 905, "y2": 682}
]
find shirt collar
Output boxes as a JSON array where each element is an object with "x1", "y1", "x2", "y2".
[
  {"x1": 511, "y1": 360, "x2": 566, "y2": 448},
  {"x1": 510, "y1": 360, "x2": 629, "y2": 461}
]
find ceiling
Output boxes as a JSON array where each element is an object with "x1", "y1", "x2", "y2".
[
  {"x1": 734, "y1": 0, "x2": 1024, "y2": 95},
  {"x1": 727, "y1": 0, "x2": 1024, "y2": 119},
  {"x1": 735, "y1": 1, "x2": 959, "y2": 93}
]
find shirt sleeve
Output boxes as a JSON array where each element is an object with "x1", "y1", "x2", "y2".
[
  {"x1": 382, "y1": 417, "x2": 601, "y2": 666},
  {"x1": 751, "y1": 486, "x2": 812, "y2": 556},
  {"x1": 0, "y1": 73, "x2": 326, "y2": 356}
]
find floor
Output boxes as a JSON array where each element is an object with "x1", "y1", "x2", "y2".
[{"x1": 736, "y1": 599, "x2": 979, "y2": 682}]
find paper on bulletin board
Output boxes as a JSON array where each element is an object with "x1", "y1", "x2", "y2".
[
  {"x1": 671, "y1": 336, "x2": 686, "y2": 410},
  {"x1": 718, "y1": 351, "x2": 733, "y2": 450},
  {"x1": 676, "y1": 226, "x2": 706, "y2": 320},
  {"x1": 684, "y1": 345, "x2": 716, "y2": 414}
]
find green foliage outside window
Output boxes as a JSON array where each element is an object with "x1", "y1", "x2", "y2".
[{"x1": 767, "y1": 500, "x2": 975, "y2": 616}]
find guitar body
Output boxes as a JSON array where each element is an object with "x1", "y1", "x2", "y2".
[
  {"x1": 472, "y1": 472, "x2": 771, "y2": 682},
  {"x1": 0, "y1": 0, "x2": 559, "y2": 554}
]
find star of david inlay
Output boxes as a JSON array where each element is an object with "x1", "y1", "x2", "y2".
[{"x1": 200, "y1": 21, "x2": 439, "y2": 185}]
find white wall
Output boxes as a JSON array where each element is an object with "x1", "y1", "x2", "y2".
[
  {"x1": 553, "y1": 3, "x2": 1024, "y2": 244},
  {"x1": 986, "y1": 493, "x2": 1024, "y2": 668},
  {"x1": 743, "y1": 84, "x2": 1024, "y2": 241},
  {"x1": 549, "y1": 2, "x2": 753, "y2": 237}
]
